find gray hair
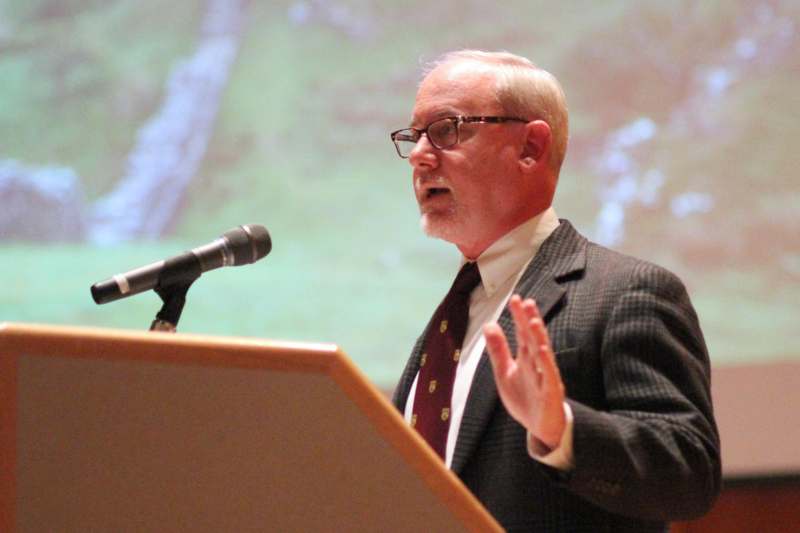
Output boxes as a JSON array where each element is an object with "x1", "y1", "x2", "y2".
[{"x1": 424, "y1": 50, "x2": 569, "y2": 174}]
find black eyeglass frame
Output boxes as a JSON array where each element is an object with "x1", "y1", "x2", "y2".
[{"x1": 389, "y1": 115, "x2": 528, "y2": 158}]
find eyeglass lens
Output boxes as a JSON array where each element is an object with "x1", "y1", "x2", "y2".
[{"x1": 394, "y1": 118, "x2": 458, "y2": 157}]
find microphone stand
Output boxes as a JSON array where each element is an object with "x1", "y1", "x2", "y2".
[{"x1": 149, "y1": 278, "x2": 198, "y2": 333}]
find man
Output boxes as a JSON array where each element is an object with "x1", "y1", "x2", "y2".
[{"x1": 390, "y1": 50, "x2": 720, "y2": 532}]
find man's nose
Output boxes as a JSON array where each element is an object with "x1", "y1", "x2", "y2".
[{"x1": 408, "y1": 134, "x2": 438, "y2": 169}]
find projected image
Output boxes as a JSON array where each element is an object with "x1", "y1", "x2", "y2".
[{"x1": 1, "y1": 0, "x2": 798, "y2": 383}]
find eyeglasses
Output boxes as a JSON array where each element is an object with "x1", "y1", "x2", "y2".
[{"x1": 389, "y1": 115, "x2": 527, "y2": 158}]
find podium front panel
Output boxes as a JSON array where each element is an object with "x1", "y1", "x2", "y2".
[{"x1": 1, "y1": 324, "x2": 501, "y2": 532}]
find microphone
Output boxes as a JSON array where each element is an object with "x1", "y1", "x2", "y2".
[{"x1": 91, "y1": 224, "x2": 271, "y2": 304}]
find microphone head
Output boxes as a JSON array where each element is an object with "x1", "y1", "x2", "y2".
[{"x1": 223, "y1": 224, "x2": 272, "y2": 265}]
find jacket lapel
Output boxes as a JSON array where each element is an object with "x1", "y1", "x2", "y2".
[
  {"x1": 392, "y1": 334, "x2": 426, "y2": 411},
  {"x1": 450, "y1": 220, "x2": 587, "y2": 474}
]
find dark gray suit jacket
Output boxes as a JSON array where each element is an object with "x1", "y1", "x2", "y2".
[{"x1": 393, "y1": 221, "x2": 721, "y2": 532}]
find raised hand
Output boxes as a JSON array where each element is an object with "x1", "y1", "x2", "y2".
[{"x1": 483, "y1": 295, "x2": 566, "y2": 451}]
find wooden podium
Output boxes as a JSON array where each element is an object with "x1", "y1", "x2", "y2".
[{"x1": 0, "y1": 323, "x2": 501, "y2": 532}]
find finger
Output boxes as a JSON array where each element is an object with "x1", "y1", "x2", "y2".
[
  {"x1": 528, "y1": 300, "x2": 552, "y2": 347},
  {"x1": 528, "y1": 316, "x2": 562, "y2": 388},
  {"x1": 483, "y1": 322, "x2": 514, "y2": 380},
  {"x1": 520, "y1": 299, "x2": 542, "y2": 360},
  {"x1": 509, "y1": 296, "x2": 538, "y2": 359},
  {"x1": 521, "y1": 298, "x2": 537, "y2": 321},
  {"x1": 519, "y1": 314, "x2": 542, "y2": 365},
  {"x1": 508, "y1": 295, "x2": 529, "y2": 348},
  {"x1": 525, "y1": 300, "x2": 551, "y2": 371}
]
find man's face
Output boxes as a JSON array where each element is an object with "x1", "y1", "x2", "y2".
[{"x1": 409, "y1": 61, "x2": 532, "y2": 258}]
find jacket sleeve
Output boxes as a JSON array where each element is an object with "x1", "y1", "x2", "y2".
[{"x1": 560, "y1": 261, "x2": 721, "y2": 521}]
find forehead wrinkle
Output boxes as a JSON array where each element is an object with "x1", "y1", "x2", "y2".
[{"x1": 412, "y1": 62, "x2": 503, "y2": 127}]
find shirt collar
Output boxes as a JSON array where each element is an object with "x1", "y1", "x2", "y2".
[{"x1": 463, "y1": 207, "x2": 560, "y2": 297}]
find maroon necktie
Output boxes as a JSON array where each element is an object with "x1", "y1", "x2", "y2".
[{"x1": 411, "y1": 261, "x2": 481, "y2": 459}]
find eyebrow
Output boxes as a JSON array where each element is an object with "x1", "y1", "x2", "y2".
[{"x1": 410, "y1": 107, "x2": 463, "y2": 128}]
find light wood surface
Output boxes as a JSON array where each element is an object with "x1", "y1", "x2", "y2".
[{"x1": 0, "y1": 322, "x2": 502, "y2": 533}]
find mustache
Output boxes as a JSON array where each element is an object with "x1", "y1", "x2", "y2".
[{"x1": 415, "y1": 173, "x2": 450, "y2": 188}]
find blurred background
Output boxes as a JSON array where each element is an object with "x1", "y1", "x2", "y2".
[{"x1": 1, "y1": 0, "x2": 798, "y2": 386}]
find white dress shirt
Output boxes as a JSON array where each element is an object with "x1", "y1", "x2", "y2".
[{"x1": 404, "y1": 207, "x2": 574, "y2": 469}]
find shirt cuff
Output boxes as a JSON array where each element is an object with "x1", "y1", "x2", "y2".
[{"x1": 526, "y1": 402, "x2": 574, "y2": 470}]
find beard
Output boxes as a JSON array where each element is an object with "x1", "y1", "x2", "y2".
[{"x1": 419, "y1": 206, "x2": 469, "y2": 245}]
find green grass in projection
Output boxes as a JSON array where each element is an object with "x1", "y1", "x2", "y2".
[{"x1": 1, "y1": 0, "x2": 798, "y2": 385}]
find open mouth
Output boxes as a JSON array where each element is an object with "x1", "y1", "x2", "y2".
[{"x1": 425, "y1": 187, "x2": 450, "y2": 200}]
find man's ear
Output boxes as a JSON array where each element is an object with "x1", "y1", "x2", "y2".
[{"x1": 519, "y1": 120, "x2": 552, "y2": 171}]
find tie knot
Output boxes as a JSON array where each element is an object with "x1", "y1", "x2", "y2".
[{"x1": 451, "y1": 261, "x2": 481, "y2": 296}]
